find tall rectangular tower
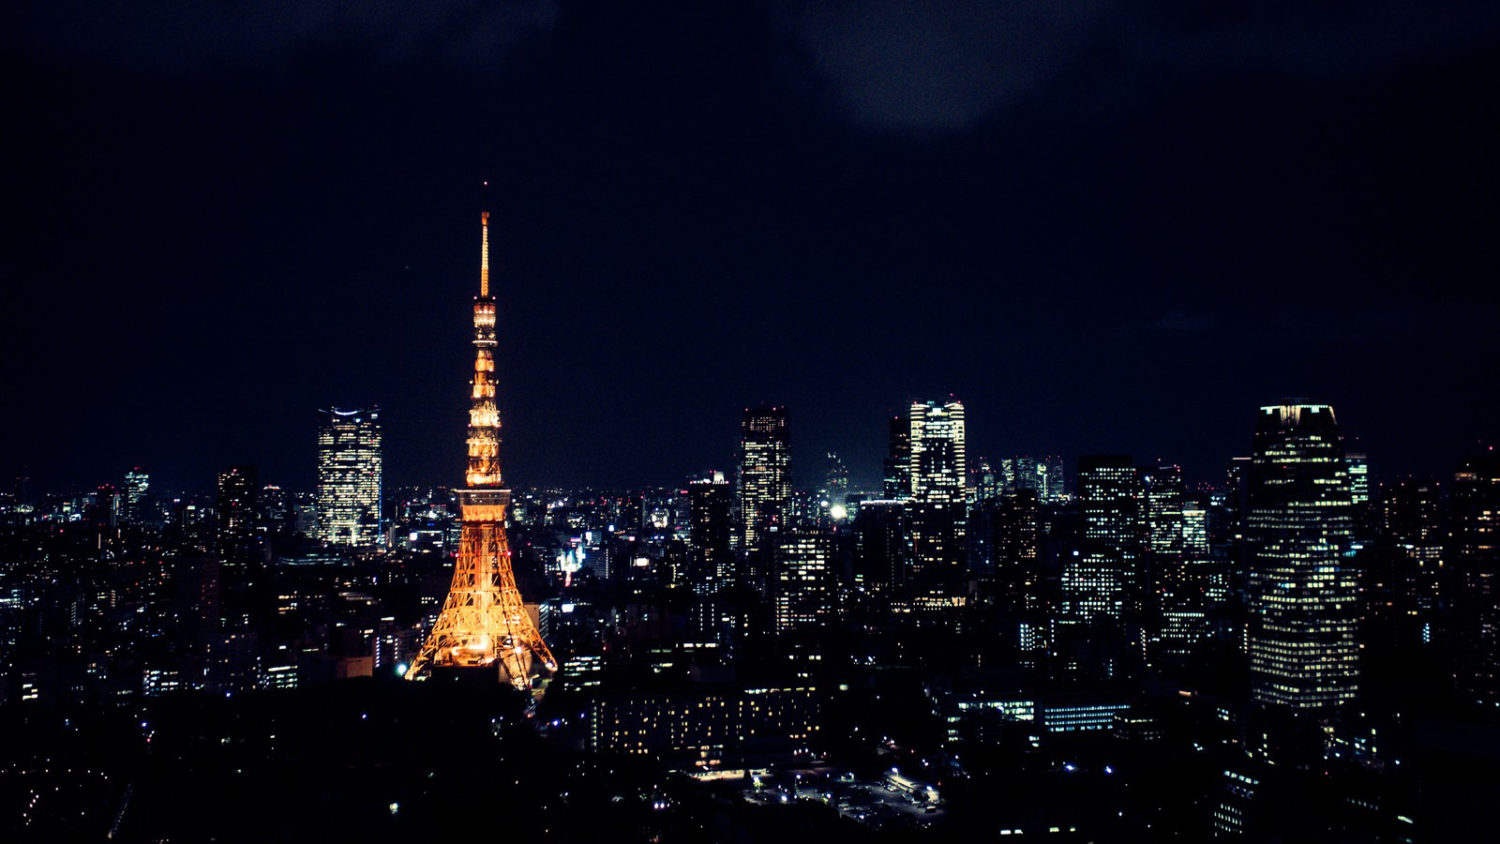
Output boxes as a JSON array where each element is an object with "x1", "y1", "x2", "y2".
[
  {"x1": 909, "y1": 399, "x2": 966, "y2": 503},
  {"x1": 1450, "y1": 450, "x2": 1500, "y2": 705},
  {"x1": 123, "y1": 467, "x2": 150, "y2": 525},
  {"x1": 315, "y1": 406, "x2": 382, "y2": 547},
  {"x1": 216, "y1": 465, "x2": 260, "y2": 566},
  {"x1": 688, "y1": 473, "x2": 734, "y2": 585},
  {"x1": 883, "y1": 414, "x2": 912, "y2": 501},
  {"x1": 908, "y1": 398, "x2": 967, "y2": 571},
  {"x1": 1064, "y1": 455, "x2": 1142, "y2": 622},
  {"x1": 1246, "y1": 402, "x2": 1359, "y2": 711},
  {"x1": 774, "y1": 532, "x2": 832, "y2": 633},
  {"x1": 739, "y1": 405, "x2": 790, "y2": 554}
]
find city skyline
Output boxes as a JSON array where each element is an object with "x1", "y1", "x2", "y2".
[
  {"x1": 4, "y1": 2, "x2": 1499, "y2": 493},
  {"x1": 4, "y1": 5, "x2": 1499, "y2": 839}
]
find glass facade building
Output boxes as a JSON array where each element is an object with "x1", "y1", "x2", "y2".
[
  {"x1": 908, "y1": 399, "x2": 967, "y2": 571},
  {"x1": 1246, "y1": 402, "x2": 1359, "y2": 711},
  {"x1": 738, "y1": 406, "x2": 790, "y2": 554},
  {"x1": 316, "y1": 406, "x2": 383, "y2": 547}
]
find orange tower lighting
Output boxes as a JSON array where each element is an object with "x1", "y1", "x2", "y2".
[{"x1": 404, "y1": 207, "x2": 558, "y2": 689}]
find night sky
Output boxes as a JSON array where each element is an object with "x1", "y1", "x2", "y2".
[{"x1": 4, "y1": 1, "x2": 1498, "y2": 494}]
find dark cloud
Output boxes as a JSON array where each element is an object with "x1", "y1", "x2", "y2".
[
  {"x1": 783, "y1": 0, "x2": 1500, "y2": 130},
  {"x1": 784, "y1": 0, "x2": 1117, "y2": 130},
  {"x1": 4, "y1": 0, "x2": 559, "y2": 70}
]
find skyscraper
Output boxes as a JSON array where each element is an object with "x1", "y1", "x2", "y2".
[
  {"x1": 1450, "y1": 449, "x2": 1500, "y2": 705},
  {"x1": 738, "y1": 406, "x2": 790, "y2": 554},
  {"x1": 123, "y1": 467, "x2": 150, "y2": 525},
  {"x1": 773, "y1": 533, "x2": 832, "y2": 633},
  {"x1": 1145, "y1": 468, "x2": 1217, "y2": 665},
  {"x1": 852, "y1": 500, "x2": 910, "y2": 588},
  {"x1": 216, "y1": 465, "x2": 259, "y2": 566},
  {"x1": 688, "y1": 473, "x2": 734, "y2": 586},
  {"x1": 1141, "y1": 465, "x2": 1185, "y2": 562},
  {"x1": 1064, "y1": 455, "x2": 1142, "y2": 623},
  {"x1": 995, "y1": 488, "x2": 1042, "y2": 616},
  {"x1": 908, "y1": 398, "x2": 966, "y2": 571},
  {"x1": 882, "y1": 414, "x2": 912, "y2": 501},
  {"x1": 316, "y1": 406, "x2": 382, "y2": 547},
  {"x1": 1381, "y1": 477, "x2": 1445, "y2": 619},
  {"x1": 1346, "y1": 452, "x2": 1371, "y2": 506},
  {"x1": 1246, "y1": 402, "x2": 1359, "y2": 712},
  {"x1": 821, "y1": 451, "x2": 849, "y2": 506},
  {"x1": 972, "y1": 458, "x2": 1000, "y2": 503}
]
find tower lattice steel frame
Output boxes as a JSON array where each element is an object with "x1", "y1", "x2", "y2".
[{"x1": 405, "y1": 208, "x2": 558, "y2": 689}]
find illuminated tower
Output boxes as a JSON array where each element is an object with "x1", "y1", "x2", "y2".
[
  {"x1": 908, "y1": 398, "x2": 967, "y2": 570},
  {"x1": 1246, "y1": 402, "x2": 1358, "y2": 711},
  {"x1": 316, "y1": 406, "x2": 382, "y2": 546},
  {"x1": 774, "y1": 532, "x2": 833, "y2": 633},
  {"x1": 688, "y1": 473, "x2": 734, "y2": 585},
  {"x1": 739, "y1": 406, "x2": 790, "y2": 554},
  {"x1": 123, "y1": 467, "x2": 150, "y2": 524},
  {"x1": 882, "y1": 415, "x2": 911, "y2": 501},
  {"x1": 1451, "y1": 449, "x2": 1500, "y2": 705},
  {"x1": 216, "y1": 465, "x2": 260, "y2": 567},
  {"x1": 405, "y1": 208, "x2": 557, "y2": 689},
  {"x1": 1064, "y1": 455, "x2": 1142, "y2": 622}
]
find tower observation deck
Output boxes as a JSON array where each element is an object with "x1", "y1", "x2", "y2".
[{"x1": 404, "y1": 207, "x2": 558, "y2": 690}]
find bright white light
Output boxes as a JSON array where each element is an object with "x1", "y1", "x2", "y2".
[
  {"x1": 829, "y1": 504, "x2": 848, "y2": 521},
  {"x1": 395, "y1": 663, "x2": 408, "y2": 676}
]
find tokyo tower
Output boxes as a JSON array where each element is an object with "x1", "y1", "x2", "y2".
[{"x1": 404, "y1": 207, "x2": 558, "y2": 689}]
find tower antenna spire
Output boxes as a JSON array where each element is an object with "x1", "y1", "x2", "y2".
[{"x1": 479, "y1": 180, "x2": 490, "y2": 298}]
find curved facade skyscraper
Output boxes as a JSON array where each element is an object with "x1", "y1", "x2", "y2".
[{"x1": 1246, "y1": 402, "x2": 1359, "y2": 712}]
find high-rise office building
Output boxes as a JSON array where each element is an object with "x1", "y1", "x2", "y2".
[
  {"x1": 1450, "y1": 450, "x2": 1500, "y2": 705},
  {"x1": 1143, "y1": 467, "x2": 1215, "y2": 666},
  {"x1": 773, "y1": 533, "x2": 832, "y2": 633},
  {"x1": 1141, "y1": 465, "x2": 1185, "y2": 561},
  {"x1": 123, "y1": 467, "x2": 150, "y2": 525},
  {"x1": 883, "y1": 414, "x2": 912, "y2": 501},
  {"x1": 1182, "y1": 494, "x2": 1210, "y2": 557},
  {"x1": 1346, "y1": 451, "x2": 1375, "y2": 539},
  {"x1": 93, "y1": 483, "x2": 121, "y2": 527},
  {"x1": 910, "y1": 399, "x2": 966, "y2": 502},
  {"x1": 852, "y1": 500, "x2": 909, "y2": 588},
  {"x1": 908, "y1": 399, "x2": 967, "y2": 571},
  {"x1": 821, "y1": 452, "x2": 849, "y2": 506},
  {"x1": 1381, "y1": 478, "x2": 1445, "y2": 618},
  {"x1": 216, "y1": 465, "x2": 259, "y2": 566},
  {"x1": 688, "y1": 473, "x2": 734, "y2": 586},
  {"x1": 1346, "y1": 453, "x2": 1370, "y2": 506},
  {"x1": 1040, "y1": 455, "x2": 1066, "y2": 503},
  {"x1": 738, "y1": 406, "x2": 791, "y2": 554},
  {"x1": 1064, "y1": 455, "x2": 1142, "y2": 622},
  {"x1": 316, "y1": 406, "x2": 383, "y2": 547},
  {"x1": 995, "y1": 489, "x2": 1042, "y2": 616},
  {"x1": 1246, "y1": 402, "x2": 1359, "y2": 712}
]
